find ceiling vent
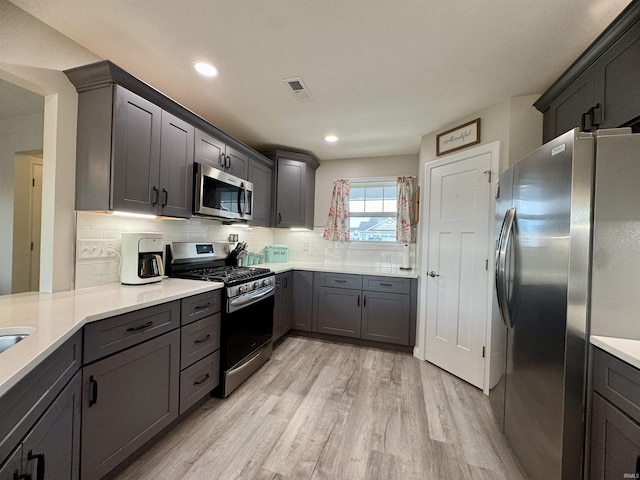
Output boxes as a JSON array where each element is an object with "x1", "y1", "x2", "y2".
[{"x1": 283, "y1": 77, "x2": 313, "y2": 101}]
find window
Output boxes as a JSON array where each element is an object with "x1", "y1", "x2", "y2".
[{"x1": 349, "y1": 180, "x2": 397, "y2": 242}]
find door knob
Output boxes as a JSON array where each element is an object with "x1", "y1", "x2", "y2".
[{"x1": 428, "y1": 271, "x2": 439, "y2": 277}]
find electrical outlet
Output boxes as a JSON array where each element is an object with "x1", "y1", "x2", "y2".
[
  {"x1": 303, "y1": 241, "x2": 309, "y2": 251},
  {"x1": 77, "y1": 240, "x2": 118, "y2": 259}
]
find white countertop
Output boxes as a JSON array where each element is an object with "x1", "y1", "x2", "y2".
[
  {"x1": 0, "y1": 279, "x2": 223, "y2": 397},
  {"x1": 0, "y1": 262, "x2": 416, "y2": 397},
  {"x1": 257, "y1": 261, "x2": 420, "y2": 279},
  {"x1": 591, "y1": 335, "x2": 640, "y2": 370}
]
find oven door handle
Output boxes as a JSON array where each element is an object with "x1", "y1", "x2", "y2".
[{"x1": 230, "y1": 286, "x2": 275, "y2": 307}]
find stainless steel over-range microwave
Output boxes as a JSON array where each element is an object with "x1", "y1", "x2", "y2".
[{"x1": 193, "y1": 162, "x2": 253, "y2": 221}]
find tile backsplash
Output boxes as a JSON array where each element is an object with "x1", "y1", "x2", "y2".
[{"x1": 74, "y1": 212, "x2": 416, "y2": 289}]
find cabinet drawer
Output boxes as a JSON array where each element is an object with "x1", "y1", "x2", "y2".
[
  {"x1": 180, "y1": 313, "x2": 220, "y2": 369},
  {"x1": 84, "y1": 301, "x2": 180, "y2": 363},
  {"x1": 181, "y1": 290, "x2": 221, "y2": 326},
  {"x1": 363, "y1": 276, "x2": 410, "y2": 294},
  {"x1": 316, "y1": 272, "x2": 362, "y2": 290},
  {"x1": 593, "y1": 347, "x2": 640, "y2": 424},
  {"x1": 179, "y1": 351, "x2": 219, "y2": 414}
]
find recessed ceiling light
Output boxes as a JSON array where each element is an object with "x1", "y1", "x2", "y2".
[
  {"x1": 324, "y1": 135, "x2": 338, "y2": 143},
  {"x1": 194, "y1": 62, "x2": 218, "y2": 77}
]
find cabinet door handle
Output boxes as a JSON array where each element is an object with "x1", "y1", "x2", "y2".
[
  {"x1": 193, "y1": 373, "x2": 211, "y2": 386},
  {"x1": 194, "y1": 334, "x2": 211, "y2": 344},
  {"x1": 278, "y1": 213, "x2": 282, "y2": 224},
  {"x1": 591, "y1": 103, "x2": 602, "y2": 128},
  {"x1": 152, "y1": 186, "x2": 159, "y2": 206},
  {"x1": 161, "y1": 188, "x2": 168, "y2": 207},
  {"x1": 226, "y1": 155, "x2": 231, "y2": 169},
  {"x1": 580, "y1": 111, "x2": 590, "y2": 131},
  {"x1": 126, "y1": 321, "x2": 153, "y2": 332},
  {"x1": 357, "y1": 294, "x2": 360, "y2": 307},
  {"x1": 219, "y1": 153, "x2": 226, "y2": 168},
  {"x1": 27, "y1": 451, "x2": 45, "y2": 480},
  {"x1": 363, "y1": 295, "x2": 367, "y2": 308},
  {"x1": 283, "y1": 278, "x2": 288, "y2": 288},
  {"x1": 89, "y1": 376, "x2": 98, "y2": 407}
]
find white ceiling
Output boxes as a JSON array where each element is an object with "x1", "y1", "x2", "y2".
[{"x1": 8, "y1": 0, "x2": 632, "y2": 160}]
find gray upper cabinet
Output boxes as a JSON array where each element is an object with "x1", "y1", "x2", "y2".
[
  {"x1": 535, "y1": 2, "x2": 640, "y2": 142},
  {"x1": 74, "y1": 84, "x2": 194, "y2": 218},
  {"x1": 594, "y1": 20, "x2": 640, "y2": 130},
  {"x1": 195, "y1": 129, "x2": 248, "y2": 180},
  {"x1": 247, "y1": 155, "x2": 275, "y2": 227},
  {"x1": 262, "y1": 150, "x2": 319, "y2": 229}
]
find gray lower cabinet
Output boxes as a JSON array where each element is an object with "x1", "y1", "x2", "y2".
[
  {"x1": 589, "y1": 347, "x2": 640, "y2": 479},
  {"x1": 316, "y1": 287, "x2": 362, "y2": 338},
  {"x1": 0, "y1": 332, "x2": 82, "y2": 480},
  {"x1": 361, "y1": 291, "x2": 411, "y2": 345},
  {"x1": 313, "y1": 273, "x2": 416, "y2": 346},
  {"x1": 81, "y1": 329, "x2": 180, "y2": 480},
  {"x1": 273, "y1": 272, "x2": 293, "y2": 342},
  {"x1": 179, "y1": 292, "x2": 221, "y2": 414},
  {"x1": 0, "y1": 372, "x2": 81, "y2": 480},
  {"x1": 292, "y1": 270, "x2": 313, "y2": 331}
]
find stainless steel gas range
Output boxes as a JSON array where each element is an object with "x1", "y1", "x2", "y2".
[{"x1": 166, "y1": 242, "x2": 275, "y2": 397}]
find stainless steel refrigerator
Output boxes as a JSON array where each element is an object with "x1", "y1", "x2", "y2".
[{"x1": 489, "y1": 127, "x2": 640, "y2": 480}]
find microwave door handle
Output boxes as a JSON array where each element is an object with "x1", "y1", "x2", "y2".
[
  {"x1": 238, "y1": 184, "x2": 245, "y2": 217},
  {"x1": 243, "y1": 185, "x2": 249, "y2": 216},
  {"x1": 496, "y1": 207, "x2": 516, "y2": 328}
]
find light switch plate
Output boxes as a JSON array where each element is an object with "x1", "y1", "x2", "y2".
[{"x1": 77, "y1": 239, "x2": 118, "y2": 259}]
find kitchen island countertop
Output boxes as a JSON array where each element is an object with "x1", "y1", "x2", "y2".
[
  {"x1": 257, "y1": 261, "x2": 420, "y2": 279},
  {"x1": 0, "y1": 279, "x2": 223, "y2": 397},
  {"x1": 591, "y1": 335, "x2": 640, "y2": 370}
]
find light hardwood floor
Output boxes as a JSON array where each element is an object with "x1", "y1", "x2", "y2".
[{"x1": 115, "y1": 335, "x2": 527, "y2": 480}]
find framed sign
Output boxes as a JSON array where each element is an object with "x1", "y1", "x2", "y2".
[{"x1": 436, "y1": 118, "x2": 481, "y2": 156}]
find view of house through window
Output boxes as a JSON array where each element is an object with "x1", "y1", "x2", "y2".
[{"x1": 349, "y1": 180, "x2": 397, "y2": 242}]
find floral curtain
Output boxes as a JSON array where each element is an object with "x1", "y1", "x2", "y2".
[
  {"x1": 396, "y1": 176, "x2": 416, "y2": 243},
  {"x1": 323, "y1": 179, "x2": 350, "y2": 241}
]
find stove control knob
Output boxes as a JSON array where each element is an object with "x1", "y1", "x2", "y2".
[
  {"x1": 253, "y1": 281, "x2": 260, "y2": 289},
  {"x1": 262, "y1": 279, "x2": 268, "y2": 287},
  {"x1": 239, "y1": 285, "x2": 247, "y2": 294}
]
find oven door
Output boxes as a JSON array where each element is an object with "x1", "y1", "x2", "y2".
[
  {"x1": 222, "y1": 285, "x2": 274, "y2": 369},
  {"x1": 194, "y1": 162, "x2": 253, "y2": 221}
]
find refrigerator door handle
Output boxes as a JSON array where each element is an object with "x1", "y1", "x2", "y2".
[{"x1": 495, "y1": 207, "x2": 516, "y2": 328}]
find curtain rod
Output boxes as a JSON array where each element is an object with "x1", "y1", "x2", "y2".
[{"x1": 331, "y1": 175, "x2": 415, "y2": 182}]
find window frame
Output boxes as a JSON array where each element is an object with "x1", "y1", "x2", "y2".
[{"x1": 348, "y1": 178, "x2": 399, "y2": 243}]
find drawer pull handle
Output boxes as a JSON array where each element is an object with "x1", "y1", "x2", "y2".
[
  {"x1": 334, "y1": 279, "x2": 347, "y2": 283},
  {"x1": 194, "y1": 303, "x2": 212, "y2": 311},
  {"x1": 89, "y1": 376, "x2": 98, "y2": 407},
  {"x1": 194, "y1": 334, "x2": 212, "y2": 344},
  {"x1": 379, "y1": 283, "x2": 393, "y2": 287},
  {"x1": 27, "y1": 451, "x2": 45, "y2": 480},
  {"x1": 194, "y1": 373, "x2": 211, "y2": 386},
  {"x1": 126, "y1": 321, "x2": 153, "y2": 332}
]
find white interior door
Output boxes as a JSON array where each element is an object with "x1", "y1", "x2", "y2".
[{"x1": 423, "y1": 145, "x2": 494, "y2": 389}]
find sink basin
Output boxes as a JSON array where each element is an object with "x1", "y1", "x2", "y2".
[{"x1": 0, "y1": 327, "x2": 34, "y2": 354}]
